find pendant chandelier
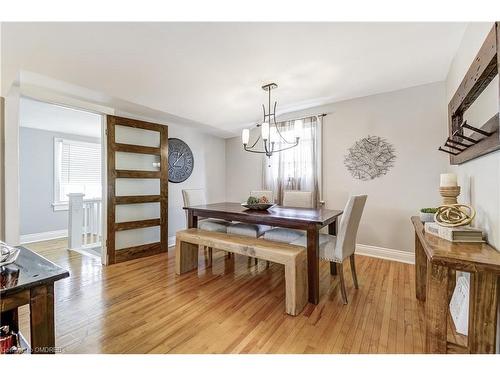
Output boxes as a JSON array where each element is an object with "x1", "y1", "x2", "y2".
[{"x1": 241, "y1": 83, "x2": 302, "y2": 158}]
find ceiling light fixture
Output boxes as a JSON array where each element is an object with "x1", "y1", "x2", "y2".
[{"x1": 241, "y1": 83, "x2": 302, "y2": 158}]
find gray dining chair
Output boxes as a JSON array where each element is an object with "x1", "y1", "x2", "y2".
[
  {"x1": 182, "y1": 189, "x2": 232, "y2": 261},
  {"x1": 282, "y1": 190, "x2": 313, "y2": 208},
  {"x1": 262, "y1": 190, "x2": 313, "y2": 243},
  {"x1": 290, "y1": 195, "x2": 367, "y2": 304},
  {"x1": 227, "y1": 190, "x2": 273, "y2": 266}
]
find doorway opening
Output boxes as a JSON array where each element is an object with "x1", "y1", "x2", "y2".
[{"x1": 19, "y1": 97, "x2": 104, "y2": 261}]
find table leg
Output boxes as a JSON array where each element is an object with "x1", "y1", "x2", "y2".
[
  {"x1": 187, "y1": 210, "x2": 198, "y2": 229},
  {"x1": 468, "y1": 272, "x2": 499, "y2": 353},
  {"x1": 425, "y1": 262, "x2": 448, "y2": 353},
  {"x1": 30, "y1": 284, "x2": 55, "y2": 354},
  {"x1": 307, "y1": 227, "x2": 320, "y2": 304},
  {"x1": 328, "y1": 220, "x2": 338, "y2": 275},
  {"x1": 415, "y1": 233, "x2": 427, "y2": 301}
]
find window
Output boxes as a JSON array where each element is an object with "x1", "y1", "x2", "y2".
[
  {"x1": 263, "y1": 116, "x2": 322, "y2": 207},
  {"x1": 53, "y1": 138, "x2": 101, "y2": 210}
]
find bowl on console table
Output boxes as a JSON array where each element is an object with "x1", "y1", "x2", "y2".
[{"x1": 419, "y1": 208, "x2": 437, "y2": 223}]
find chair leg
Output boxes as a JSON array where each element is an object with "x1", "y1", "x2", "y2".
[
  {"x1": 330, "y1": 262, "x2": 337, "y2": 275},
  {"x1": 208, "y1": 247, "x2": 213, "y2": 264},
  {"x1": 337, "y1": 262, "x2": 348, "y2": 304},
  {"x1": 254, "y1": 258, "x2": 258, "y2": 265},
  {"x1": 266, "y1": 261, "x2": 270, "y2": 269},
  {"x1": 350, "y1": 254, "x2": 359, "y2": 289}
]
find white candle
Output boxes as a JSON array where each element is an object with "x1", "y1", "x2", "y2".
[{"x1": 440, "y1": 173, "x2": 457, "y2": 187}]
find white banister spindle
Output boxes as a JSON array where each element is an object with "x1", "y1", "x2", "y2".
[
  {"x1": 68, "y1": 193, "x2": 85, "y2": 250},
  {"x1": 83, "y1": 204, "x2": 88, "y2": 245},
  {"x1": 97, "y1": 201, "x2": 102, "y2": 238},
  {"x1": 69, "y1": 195, "x2": 102, "y2": 252}
]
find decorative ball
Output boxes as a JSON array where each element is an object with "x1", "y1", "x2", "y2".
[{"x1": 434, "y1": 204, "x2": 476, "y2": 227}]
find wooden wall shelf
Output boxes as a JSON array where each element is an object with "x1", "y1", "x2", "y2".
[{"x1": 441, "y1": 22, "x2": 500, "y2": 164}]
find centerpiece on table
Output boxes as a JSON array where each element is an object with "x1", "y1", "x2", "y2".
[{"x1": 241, "y1": 195, "x2": 276, "y2": 211}]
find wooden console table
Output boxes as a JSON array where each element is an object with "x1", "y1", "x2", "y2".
[
  {"x1": 1, "y1": 247, "x2": 69, "y2": 354},
  {"x1": 412, "y1": 216, "x2": 500, "y2": 354}
]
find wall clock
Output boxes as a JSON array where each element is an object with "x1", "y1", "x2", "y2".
[{"x1": 168, "y1": 138, "x2": 194, "y2": 183}]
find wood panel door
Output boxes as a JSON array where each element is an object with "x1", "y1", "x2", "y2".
[{"x1": 106, "y1": 115, "x2": 168, "y2": 264}]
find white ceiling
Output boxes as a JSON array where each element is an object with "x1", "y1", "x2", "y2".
[
  {"x1": 20, "y1": 97, "x2": 102, "y2": 138},
  {"x1": 3, "y1": 22, "x2": 468, "y2": 135}
]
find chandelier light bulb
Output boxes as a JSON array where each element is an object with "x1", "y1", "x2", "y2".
[
  {"x1": 261, "y1": 122, "x2": 270, "y2": 140},
  {"x1": 241, "y1": 128, "x2": 250, "y2": 145},
  {"x1": 295, "y1": 119, "x2": 303, "y2": 138},
  {"x1": 270, "y1": 126, "x2": 278, "y2": 143}
]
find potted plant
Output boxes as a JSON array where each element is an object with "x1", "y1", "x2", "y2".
[{"x1": 419, "y1": 208, "x2": 437, "y2": 223}]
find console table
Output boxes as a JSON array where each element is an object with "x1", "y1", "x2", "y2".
[
  {"x1": 412, "y1": 216, "x2": 500, "y2": 353},
  {"x1": 0, "y1": 247, "x2": 69, "y2": 354}
]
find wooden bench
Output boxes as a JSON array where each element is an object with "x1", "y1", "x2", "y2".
[{"x1": 175, "y1": 228, "x2": 308, "y2": 316}]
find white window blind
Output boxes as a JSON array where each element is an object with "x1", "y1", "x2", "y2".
[{"x1": 54, "y1": 138, "x2": 102, "y2": 204}]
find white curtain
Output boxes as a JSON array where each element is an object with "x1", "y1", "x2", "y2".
[{"x1": 263, "y1": 115, "x2": 322, "y2": 207}]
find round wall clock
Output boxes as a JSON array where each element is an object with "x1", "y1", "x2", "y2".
[{"x1": 168, "y1": 138, "x2": 194, "y2": 183}]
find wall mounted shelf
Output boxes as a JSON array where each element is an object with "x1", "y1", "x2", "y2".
[{"x1": 440, "y1": 22, "x2": 500, "y2": 164}]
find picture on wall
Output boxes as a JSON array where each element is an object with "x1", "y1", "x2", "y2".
[{"x1": 344, "y1": 135, "x2": 396, "y2": 181}]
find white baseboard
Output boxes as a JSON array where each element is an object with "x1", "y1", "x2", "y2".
[
  {"x1": 168, "y1": 235, "x2": 176, "y2": 247},
  {"x1": 356, "y1": 243, "x2": 415, "y2": 264},
  {"x1": 167, "y1": 234, "x2": 413, "y2": 264},
  {"x1": 20, "y1": 229, "x2": 68, "y2": 244}
]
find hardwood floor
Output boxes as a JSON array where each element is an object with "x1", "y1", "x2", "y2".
[{"x1": 19, "y1": 238, "x2": 426, "y2": 353}]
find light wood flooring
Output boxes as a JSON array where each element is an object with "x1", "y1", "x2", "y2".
[{"x1": 19, "y1": 238, "x2": 427, "y2": 353}]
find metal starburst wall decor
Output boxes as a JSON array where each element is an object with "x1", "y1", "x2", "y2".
[{"x1": 344, "y1": 135, "x2": 396, "y2": 181}]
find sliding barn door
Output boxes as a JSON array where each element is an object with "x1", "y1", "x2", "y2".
[{"x1": 106, "y1": 115, "x2": 168, "y2": 264}]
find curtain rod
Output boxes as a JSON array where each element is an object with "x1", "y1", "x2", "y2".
[{"x1": 276, "y1": 112, "x2": 328, "y2": 123}]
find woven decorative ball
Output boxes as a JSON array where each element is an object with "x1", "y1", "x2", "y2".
[{"x1": 434, "y1": 204, "x2": 476, "y2": 227}]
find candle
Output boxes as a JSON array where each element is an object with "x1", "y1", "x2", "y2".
[{"x1": 440, "y1": 173, "x2": 457, "y2": 187}]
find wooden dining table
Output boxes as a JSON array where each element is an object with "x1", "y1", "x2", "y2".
[{"x1": 183, "y1": 202, "x2": 343, "y2": 304}]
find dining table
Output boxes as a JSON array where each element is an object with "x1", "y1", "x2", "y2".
[{"x1": 183, "y1": 202, "x2": 343, "y2": 304}]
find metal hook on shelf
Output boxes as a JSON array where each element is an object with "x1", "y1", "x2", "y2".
[{"x1": 438, "y1": 146, "x2": 460, "y2": 156}]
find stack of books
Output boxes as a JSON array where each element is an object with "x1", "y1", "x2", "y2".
[{"x1": 424, "y1": 222, "x2": 484, "y2": 243}]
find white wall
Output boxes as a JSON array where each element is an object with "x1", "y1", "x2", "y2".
[
  {"x1": 167, "y1": 124, "x2": 226, "y2": 240},
  {"x1": 226, "y1": 127, "x2": 263, "y2": 203},
  {"x1": 445, "y1": 22, "x2": 500, "y2": 250},
  {"x1": 226, "y1": 82, "x2": 449, "y2": 252},
  {"x1": 445, "y1": 21, "x2": 500, "y2": 353},
  {"x1": 19, "y1": 127, "x2": 101, "y2": 236},
  {"x1": 0, "y1": 96, "x2": 4, "y2": 241},
  {"x1": 4, "y1": 85, "x2": 20, "y2": 244}
]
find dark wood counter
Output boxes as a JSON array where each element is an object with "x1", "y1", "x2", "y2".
[
  {"x1": 1, "y1": 246, "x2": 69, "y2": 354},
  {"x1": 411, "y1": 216, "x2": 500, "y2": 354}
]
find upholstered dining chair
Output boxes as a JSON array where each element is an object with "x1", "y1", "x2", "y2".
[
  {"x1": 262, "y1": 190, "x2": 313, "y2": 243},
  {"x1": 282, "y1": 190, "x2": 313, "y2": 208},
  {"x1": 227, "y1": 190, "x2": 273, "y2": 266},
  {"x1": 182, "y1": 189, "x2": 232, "y2": 261},
  {"x1": 290, "y1": 195, "x2": 367, "y2": 304}
]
